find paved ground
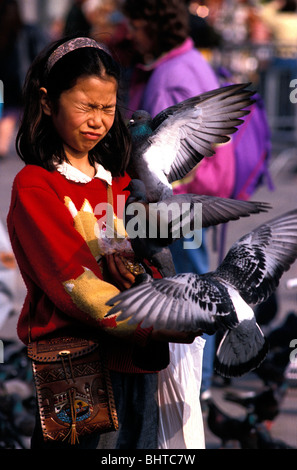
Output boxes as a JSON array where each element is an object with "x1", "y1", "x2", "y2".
[{"x1": 0, "y1": 139, "x2": 297, "y2": 449}]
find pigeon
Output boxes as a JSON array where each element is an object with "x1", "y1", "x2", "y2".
[
  {"x1": 251, "y1": 311, "x2": 297, "y2": 385},
  {"x1": 254, "y1": 292, "x2": 278, "y2": 326},
  {"x1": 127, "y1": 83, "x2": 254, "y2": 202},
  {"x1": 224, "y1": 383, "x2": 287, "y2": 422},
  {"x1": 253, "y1": 318, "x2": 297, "y2": 386},
  {"x1": 124, "y1": 179, "x2": 270, "y2": 276},
  {"x1": 124, "y1": 83, "x2": 270, "y2": 276},
  {"x1": 253, "y1": 422, "x2": 296, "y2": 449},
  {"x1": 206, "y1": 395, "x2": 294, "y2": 449},
  {"x1": 266, "y1": 310, "x2": 297, "y2": 348},
  {"x1": 206, "y1": 397, "x2": 257, "y2": 448},
  {"x1": 106, "y1": 209, "x2": 297, "y2": 378},
  {"x1": 253, "y1": 353, "x2": 288, "y2": 386}
]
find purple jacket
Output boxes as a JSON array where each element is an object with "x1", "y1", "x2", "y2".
[{"x1": 128, "y1": 38, "x2": 235, "y2": 199}]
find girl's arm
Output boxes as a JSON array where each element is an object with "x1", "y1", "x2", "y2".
[{"x1": 8, "y1": 179, "x2": 149, "y2": 343}]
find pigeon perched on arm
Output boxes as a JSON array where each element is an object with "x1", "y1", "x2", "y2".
[
  {"x1": 106, "y1": 210, "x2": 297, "y2": 378},
  {"x1": 124, "y1": 83, "x2": 271, "y2": 276},
  {"x1": 124, "y1": 179, "x2": 270, "y2": 276}
]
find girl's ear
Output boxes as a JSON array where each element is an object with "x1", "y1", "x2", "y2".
[{"x1": 39, "y1": 87, "x2": 52, "y2": 116}]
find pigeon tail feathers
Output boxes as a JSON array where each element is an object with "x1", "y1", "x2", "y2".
[{"x1": 214, "y1": 318, "x2": 269, "y2": 378}]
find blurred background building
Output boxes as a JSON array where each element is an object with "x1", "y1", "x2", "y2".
[{"x1": 3, "y1": 0, "x2": 296, "y2": 147}]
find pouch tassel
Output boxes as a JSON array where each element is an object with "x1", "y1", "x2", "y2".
[{"x1": 64, "y1": 387, "x2": 79, "y2": 445}]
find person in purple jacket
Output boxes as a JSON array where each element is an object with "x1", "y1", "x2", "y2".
[{"x1": 122, "y1": 0, "x2": 237, "y2": 448}]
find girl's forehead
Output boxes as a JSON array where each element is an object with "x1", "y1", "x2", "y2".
[
  {"x1": 75, "y1": 74, "x2": 117, "y2": 89},
  {"x1": 65, "y1": 75, "x2": 118, "y2": 100}
]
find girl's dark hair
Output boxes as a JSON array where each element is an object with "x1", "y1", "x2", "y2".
[
  {"x1": 16, "y1": 35, "x2": 131, "y2": 176},
  {"x1": 122, "y1": 0, "x2": 189, "y2": 57}
]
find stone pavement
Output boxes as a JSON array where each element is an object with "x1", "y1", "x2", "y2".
[{"x1": 0, "y1": 142, "x2": 297, "y2": 449}]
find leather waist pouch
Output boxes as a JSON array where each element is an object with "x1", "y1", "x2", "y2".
[{"x1": 27, "y1": 336, "x2": 119, "y2": 444}]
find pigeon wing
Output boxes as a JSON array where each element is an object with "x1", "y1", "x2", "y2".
[
  {"x1": 106, "y1": 273, "x2": 237, "y2": 333},
  {"x1": 144, "y1": 83, "x2": 254, "y2": 184},
  {"x1": 195, "y1": 195, "x2": 271, "y2": 228},
  {"x1": 142, "y1": 194, "x2": 270, "y2": 244},
  {"x1": 215, "y1": 209, "x2": 297, "y2": 304}
]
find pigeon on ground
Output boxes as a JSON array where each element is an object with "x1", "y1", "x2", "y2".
[
  {"x1": 207, "y1": 401, "x2": 295, "y2": 449},
  {"x1": 253, "y1": 422, "x2": 296, "y2": 449},
  {"x1": 127, "y1": 83, "x2": 254, "y2": 202},
  {"x1": 124, "y1": 179, "x2": 270, "y2": 276},
  {"x1": 106, "y1": 210, "x2": 297, "y2": 378},
  {"x1": 254, "y1": 292, "x2": 278, "y2": 326},
  {"x1": 266, "y1": 310, "x2": 297, "y2": 348},
  {"x1": 254, "y1": 353, "x2": 288, "y2": 386},
  {"x1": 224, "y1": 383, "x2": 287, "y2": 422},
  {"x1": 206, "y1": 397, "x2": 257, "y2": 448},
  {"x1": 253, "y1": 314, "x2": 297, "y2": 385}
]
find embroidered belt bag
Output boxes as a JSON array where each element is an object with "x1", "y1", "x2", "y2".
[{"x1": 27, "y1": 336, "x2": 119, "y2": 444}]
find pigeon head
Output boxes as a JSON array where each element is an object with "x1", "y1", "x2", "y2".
[
  {"x1": 128, "y1": 110, "x2": 153, "y2": 141},
  {"x1": 129, "y1": 110, "x2": 152, "y2": 125}
]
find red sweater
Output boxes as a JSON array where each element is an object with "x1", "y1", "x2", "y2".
[{"x1": 7, "y1": 164, "x2": 166, "y2": 373}]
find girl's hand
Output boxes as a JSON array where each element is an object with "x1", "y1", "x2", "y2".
[
  {"x1": 104, "y1": 255, "x2": 203, "y2": 343},
  {"x1": 105, "y1": 253, "x2": 136, "y2": 291}
]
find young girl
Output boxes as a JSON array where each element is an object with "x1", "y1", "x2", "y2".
[{"x1": 7, "y1": 35, "x2": 199, "y2": 449}]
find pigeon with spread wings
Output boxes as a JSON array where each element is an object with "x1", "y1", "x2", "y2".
[
  {"x1": 124, "y1": 179, "x2": 270, "y2": 276},
  {"x1": 106, "y1": 210, "x2": 297, "y2": 378},
  {"x1": 127, "y1": 82, "x2": 255, "y2": 201},
  {"x1": 124, "y1": 83, "x2": 271, "y2": 276}
]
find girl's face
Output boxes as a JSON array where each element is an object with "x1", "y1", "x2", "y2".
[{"x1": 41, "y1": 75, "x2": 117, "y2": 161}]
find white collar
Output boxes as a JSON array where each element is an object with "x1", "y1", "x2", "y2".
[{"x1": 55, "y1": 161, "x2": 112, "y2": 185}]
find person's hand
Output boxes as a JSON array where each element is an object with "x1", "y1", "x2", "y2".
[
  {"x1": 104, "y1": 255, "x2": 203, "y2": 343},
  {"x1": 104, "y1": 253, "x2": 136, "y2": 291},
  {"x1": 150, "y1": 328, "x2": 203, "y2": 344}
]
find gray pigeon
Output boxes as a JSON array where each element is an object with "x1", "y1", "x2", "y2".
[
  {"x1": 124, "y1": 179, "x2": 270, "y2": 276},
  {"x1": 107, "y1": 210, "x2": 297, "y2": 378},
  {"x1": 127, "y1": 83, "x2": 255, "y2": 201},
  {"x1": 124, "y1": 83, "x2": 271, "y2": 276}
]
